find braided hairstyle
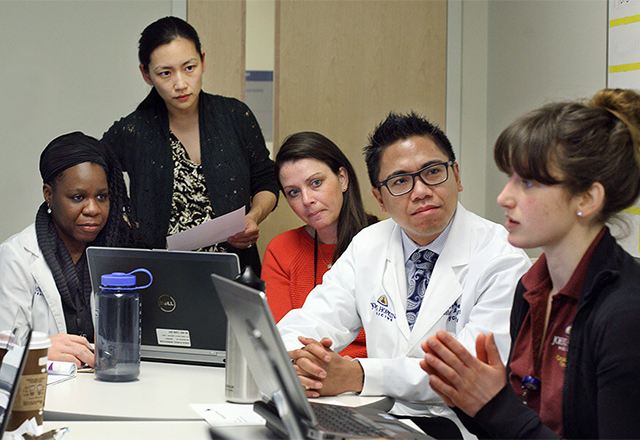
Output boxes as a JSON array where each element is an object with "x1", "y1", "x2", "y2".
[
  {"x1": 40, "y1": 132, "x2": 141, "y2": 247},
  {"x1": 95, "y1": 144, "x2": 141, "y2": 247}
]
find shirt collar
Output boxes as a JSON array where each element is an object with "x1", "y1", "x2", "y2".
[
  {"x1": 522, "y1": 227, "x2": 607, "y2": 300},
  {"x1": 401, "y1": 212, "x2": 455, "y2": 263}
]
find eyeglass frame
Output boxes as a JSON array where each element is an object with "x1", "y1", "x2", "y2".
[{"x1": 377, "y1": 160, "x2": 455, "y2": 196}]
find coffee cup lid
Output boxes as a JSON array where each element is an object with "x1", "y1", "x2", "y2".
[
  {"x1": 0, "y1": 330, "x2": 50, "y2": 349},
  {"x1": 29, "y1": 331, "x2": 52, "y2": 350}
]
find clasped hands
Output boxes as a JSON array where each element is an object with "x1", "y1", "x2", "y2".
[
  {"x1": 288, "y1": 336, "x2": 363, "y2": 398},
  {"x1": 419, "y1": 330, "x2": 507, "y2": 417}
]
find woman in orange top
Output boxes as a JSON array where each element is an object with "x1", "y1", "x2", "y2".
[{"x1": 262, "y1": 132, "x2": 375, "y2": 358}]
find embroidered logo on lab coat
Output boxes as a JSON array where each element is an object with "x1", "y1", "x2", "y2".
[
  {"x1": 371, "y1": 295, "x2": 396, "y2": 322},
  {"x1": 34, "y1": 285, "x2": 43, "y2": 297}
]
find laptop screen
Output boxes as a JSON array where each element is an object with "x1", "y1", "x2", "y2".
[
  {"x1": 0, "y1": 311, "x2": 32, "y2": 435},
  {"x1": 87, "y1": 247, "x2": 240, "y2": 364},
  {"x1": 210, "y1": 273, "x2": 318, "y2": 427}
]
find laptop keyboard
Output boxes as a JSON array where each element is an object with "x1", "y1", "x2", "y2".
[{"x1": 312, "y1": 403, "x2": 391, "y2": 438}]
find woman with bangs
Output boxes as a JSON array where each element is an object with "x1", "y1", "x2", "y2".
[{"x1": 419, "y1": 88, "x2": 640, "y2": 438}]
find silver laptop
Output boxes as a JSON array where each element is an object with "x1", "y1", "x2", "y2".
[
  {"x1": 210, "y1": 273, "x2": 431, "y2": 440},
  {"x1": 0, "y1": 310, "x2": 32, "y2": 436},
  {"x1": 87, "y1": 247, "x2": 240, "y2": 365}
]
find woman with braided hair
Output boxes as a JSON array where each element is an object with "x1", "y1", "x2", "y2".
[
  {"x1": 0, "y1": 132, "x2": 139, "y2": 367},
  {"x1": 421, "y1": 88, "x2": 640, "y2": 438}
]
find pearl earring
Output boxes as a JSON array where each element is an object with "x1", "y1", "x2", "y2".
[
  {"x1": 577, "y1": 211, "x2": 582, "y2": 217},
  {"x1": 47, "y1": 203, "x2": 52, "y2": 214}
]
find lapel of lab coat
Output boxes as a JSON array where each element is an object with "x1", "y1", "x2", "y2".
[
  {"x1": 381, "y1": 222, "x2": 412, "y2": 341},
  {"x1": 23, "y1": 226, "x2": 66, "y2": 333},
  {"x1": 408, "y1": 205, "x2": 470, "y2": 349}
]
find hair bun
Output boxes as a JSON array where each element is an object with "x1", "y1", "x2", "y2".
[{"x1": 590, "y1": 88, "x2": 640, "y2": 130}]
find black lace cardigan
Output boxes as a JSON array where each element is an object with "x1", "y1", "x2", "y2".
[{"x1": 102, "y1": 92, "x2": 278, "y2": 251}]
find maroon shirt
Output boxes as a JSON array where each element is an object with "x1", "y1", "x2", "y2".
[{"x1": 508, "y1": 228, "x2": 605, "y2": 436}]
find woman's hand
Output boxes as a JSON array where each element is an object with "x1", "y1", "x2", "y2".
[
  {"x1": 48, "y1": 333, "x2": 95, "y2": 368},
  {"x1": 227, "y1": 216, "x2": 260, "y2": 249},
  {"x1": 226, "y1": 191, "x2": 277, "y2": 249},
  {"x1": 419, "y1": 330, "x2": 507, "y2": 417}
]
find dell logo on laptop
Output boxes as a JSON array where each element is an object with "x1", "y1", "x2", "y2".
[{"x1": 158, "y1": 295, "x2": 176, "y2": 313}]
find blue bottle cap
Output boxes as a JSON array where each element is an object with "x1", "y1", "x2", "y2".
[
  {"x1": 100, "y1": 269, "x2": 153, "y2": 290},
  {"x1": 101, "y1": 272, "x2": 136, "y2": 287}
]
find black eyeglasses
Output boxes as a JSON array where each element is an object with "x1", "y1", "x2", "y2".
[{"x1": 378, "y1": 161, "x2": 454, "y2": 196}]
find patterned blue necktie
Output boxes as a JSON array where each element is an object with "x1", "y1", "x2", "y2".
[{"x1": 406, "y1": 248, "x2": 439, "y2": 329}]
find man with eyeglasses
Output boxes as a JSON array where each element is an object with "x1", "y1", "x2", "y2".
[{"x1": 277, "y1": 112, "x2": 531, "y2": 438}]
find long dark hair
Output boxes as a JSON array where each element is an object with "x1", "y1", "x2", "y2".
[
  {"x1": 95, "y1": 144, "x2": 141, "y2": 247},
  {"x1": 494, "y1": 88, "x2": 640, "y2": 224},
  {"x1": 136, "y1": 16, "x2": 203, "y2": 111},
  {"x1": 275, "y1": 132, "x2": 375, "y2": 261}
]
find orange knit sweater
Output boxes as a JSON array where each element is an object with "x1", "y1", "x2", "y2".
[{"x1": 262, "y1": 226, "x2": 367, "y2": 358}]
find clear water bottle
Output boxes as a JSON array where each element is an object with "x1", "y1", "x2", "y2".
[{"x1": 95, "y1": 269, "x2": 152, "y2": 382}]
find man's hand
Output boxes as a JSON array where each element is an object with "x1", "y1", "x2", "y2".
[
  {"x1": 48, "y1": 333, "x2": 95, "y2": 368},
  {"x1": 288, "y1": 336, "x2": 363, "y2": 398}
]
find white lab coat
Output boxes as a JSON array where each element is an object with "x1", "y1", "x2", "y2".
[
  {"x1": 0, "y1": 224, "x2": 66, "y2": 335},
  {"x1": 278, "y1": 203, "x2": 531, "y2": 417}
]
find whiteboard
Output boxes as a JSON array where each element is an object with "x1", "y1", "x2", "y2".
[{"x1": 608, "y1": 0, "x2": 640, "y2": 257}]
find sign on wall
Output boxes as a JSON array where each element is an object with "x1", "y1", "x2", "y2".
[{"x1": 608, "y1": 0, "x2": 640, "y2": 257}]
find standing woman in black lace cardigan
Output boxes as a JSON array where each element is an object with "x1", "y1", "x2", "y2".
[
  {"x1": 102, "y1": 16, "x2": 278, "y2": 274},
  {"x1": 0, "y1": 132, "x2": 139, "y2": 367}
]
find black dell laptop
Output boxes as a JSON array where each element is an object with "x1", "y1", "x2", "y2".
[{"x1": 87, "y1": 247, "x2": 240, "y2": 365}]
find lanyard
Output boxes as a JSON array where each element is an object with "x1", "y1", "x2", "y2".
[{"x1": 521, "y1": 289, "x2": 554, "y2": 405}]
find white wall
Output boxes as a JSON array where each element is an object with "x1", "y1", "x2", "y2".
[
  {"x1": 452, "y1": 0, "x2": 607, "y2": 256},
  {"x1": 0, "y1": 1, "x2": 176, "y2": 241},
  {"x1": 246, "y1": 0, "x2": 275, "y2": 72},
  {"x1": 483, "y1": 0, "x2": 608, "y2": 224},
  {"x1": 443, "y1": 0, "x2": 608, "y2": 229},
  {"x1": 246, "y1": 0, "x2": 275, "y2": 153},
  {"x1": 0, "y1": 0, "x2": 611, "y2": 247},
  {"x1": 455, "y1": 0, "x2": 490, "y2": 216}
]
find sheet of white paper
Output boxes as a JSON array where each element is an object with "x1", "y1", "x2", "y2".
[
  {"x1": 190, "y1": 403, "x2": 265, "y2": 427},
  {"x1": 166, "y1": 207, "x2": 245, "y2": 251},
  {"x1": 47, "y1": 374, "x2": 75, "y2": 386},
  {"x1": 46, "y1": 361, "x2": 77, "y2": 385}
]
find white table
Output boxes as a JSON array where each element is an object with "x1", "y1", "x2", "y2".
[
  {"x1": 42, "y1": 421, "x2": 215, "y2": 440},
  {"x1": 45, "y1": 361, "x2": 225, "y2": 421},
  {"x1": 42, "y1": 361, "x2": 391, "y2": 439}
]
